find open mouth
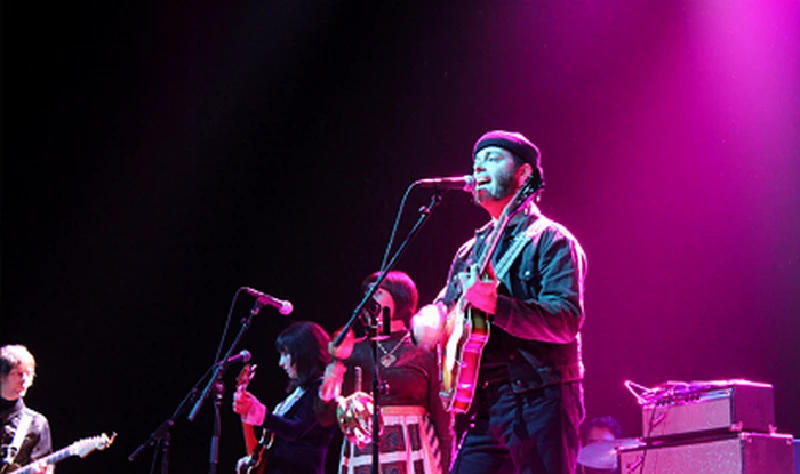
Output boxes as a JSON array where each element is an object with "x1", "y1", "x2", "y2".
[{"x1": 474, "y1": 176, "x2": 491, "y2": 188}]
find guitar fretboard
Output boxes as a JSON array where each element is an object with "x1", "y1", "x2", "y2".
[
  {"x1": 10, "y1": 448, "x2": 72, "y2": 474},
  {"x1": 43, "y1": 446, "x2": 74, "y2": 464}
]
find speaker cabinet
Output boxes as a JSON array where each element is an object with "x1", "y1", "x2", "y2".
[
  {"x1": 618, "y1": 432, "x2": 795, "y2": 474},
  {"x1": 641, "y1": 381, "x2": 775, "y2": 441}
]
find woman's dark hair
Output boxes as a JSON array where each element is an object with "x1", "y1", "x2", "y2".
[
  {"x1": 360, "y1": 270, "x2": 419, "y2": 327},
  {"x1": 274, "y1": 321, "x2": 331, "y2": 392}
]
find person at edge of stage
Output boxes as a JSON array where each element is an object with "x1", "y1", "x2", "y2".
[
  {"x1": 583, "y1": 416, "x2": 622, "y2": 447},
  {"x1": 318, "y1": 270, "x2": 454, "y2": 474},
  {"x1": 578, "y1": 416, "x2": 624, "y2": 474},
  {"x1": 232, "y1": 321, "x2": 337, "y2": 474},
  {"x1": 412, "y1": 130, "x2": 588, "y2": 474},
  {"x1": 1, "y1": 344, "x2": 53, "y2": 474}
]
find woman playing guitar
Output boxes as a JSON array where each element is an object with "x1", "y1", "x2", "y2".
[{"x1": 232, "y1": 321, "x2": 337, "y2": 474}]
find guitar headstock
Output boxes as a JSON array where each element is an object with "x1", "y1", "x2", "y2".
[
  {"x1": 70, "y1": 432, "x2": 116, "y2": 458},
  {"x1": 506, "y1": 173, "x2": 544, "y2": 218},
  {"x1": 236, "y1": 363, "x2": 257, "y2": 391}
]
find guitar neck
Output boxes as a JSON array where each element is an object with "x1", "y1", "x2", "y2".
[
  {"x1": 9, "y1": 432, "x2": 114, "y2": 474},
  {"x1": 477, "y1": 214, "x2": 510, "y2": 273},
  {"x1": 40, "y1": 446, "x2": 74, "y2": 465},
  {"x1": 242, "y1": 422, "x2": 259, "y2": 456},
  {"x1": 476, "y1": 176, "x2": 541, "y2": 274},
  {"x1": 236, "y1": 364, "x2": 259, "y2": 456},
  {"x1": 13, "y1": 447, "x2": 73, "y2": 474}
]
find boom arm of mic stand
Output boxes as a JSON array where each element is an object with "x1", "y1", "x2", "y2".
[
  {"x1": 187, "y1": 301, "x2": 261, "y2": 474},
  {"x1": 332, "y1": 191, "x2": 443, "y2": 348},
  {"x1": 129, "y1": 293, "x2": 261, "y2": 474},
  {"x1": 128, "y1": 375, "x2": 204, "y2": 473},
  {"x1": 188, "y1": 302, "x2": 260, "y2": 421}
]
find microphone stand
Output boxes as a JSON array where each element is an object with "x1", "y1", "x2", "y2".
[
  {"x1": 128, "y1": 383, "x2": 201, "y2": 474},
  {"x1": 187, "y1": 301, "x2": 263, "y2": 474},
  {"x1": 129, "y1": 290, "x2": 268, "y2": 474},
  {"x1": 367, "y1": 305, "x2": 394, "y2": 474},
  {"x1": 331, "y1": 190, "x2": 443, "y2": 474},
  {"x1": 131, "y1": 344, "x2": 237, "y2": 474}
]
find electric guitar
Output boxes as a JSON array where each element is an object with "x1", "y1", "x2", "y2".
[
  {"x1": 440, "y1": 174, "x2": 542, "y2": 413},
  {"x1": 1, "y1": 432, "x2": 115, "y2": 474},
  {"x1": 238, "y1": 429, "x2": 274, "y2": 474},
  {"x1": 235, "y1": 364, "x2": 272, "y2": 474}
]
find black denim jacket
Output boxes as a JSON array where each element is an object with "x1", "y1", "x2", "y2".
[{"x1": 435, "y1": 205, "x2": 587, "y2": 392}]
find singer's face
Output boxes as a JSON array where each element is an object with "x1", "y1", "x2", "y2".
[
  {"x1": 278, "y1": 352, "x2": 298, "y2": 380},
  {"x1": 0, "y1": 365, "x2": 34, "y2": 401},
  {"x1": 472, "y1": 146, "x2": 521, "y2": 205}
]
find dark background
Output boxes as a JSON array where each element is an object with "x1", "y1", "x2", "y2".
[{"x1": 3, "y1": 2, "x2": 799, "y2": 473}]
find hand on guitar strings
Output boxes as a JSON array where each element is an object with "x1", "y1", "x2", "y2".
[
  {"x1": 410, "y1": 263, "x2": 499, "y2": 351},
  {"x1": 461, "y1": 263, "x2": 499, "y2": 315},
  {"x1": 26, "y1": 459, "x2": 50, "y2": 474}
]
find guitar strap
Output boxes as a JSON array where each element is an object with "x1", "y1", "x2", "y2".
[
  {"x1": 493, "y1": 216, "x2": 552, "y2": 282},
  {"x1": 4, "y1": 411, "x2": 33, "y2": 468},
  {"x1": 272, "y1": 386, "x2": 305, "y2": 417}
]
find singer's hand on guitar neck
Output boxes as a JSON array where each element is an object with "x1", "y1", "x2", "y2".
[{"x1": 460, "y1": 263, "x2": 499, "y2": 315}]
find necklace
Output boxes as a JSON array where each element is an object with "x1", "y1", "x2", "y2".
[{"x1": 377, "y1": 332, "x2": 410, "y2": 368}]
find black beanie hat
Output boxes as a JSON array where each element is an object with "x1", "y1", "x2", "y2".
[{"x1": 473, "y1": 130, "x2": 544, "y2": 188}]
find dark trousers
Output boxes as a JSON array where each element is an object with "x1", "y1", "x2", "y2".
[{"x1": 450, "y1": 381, "x2": 584, "y2": 474}]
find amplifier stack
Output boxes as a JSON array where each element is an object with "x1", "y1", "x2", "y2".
[{"x1": 619, "y1": 379, "x2": 795, "y2": 474}]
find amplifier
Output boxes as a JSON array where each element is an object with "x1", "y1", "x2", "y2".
[
  {"x1": 639, "y1": 379, "x2": 775, "y2": 440},
  {"x1": 618, "y1": 432, "x2": 795, "y2": 474}
]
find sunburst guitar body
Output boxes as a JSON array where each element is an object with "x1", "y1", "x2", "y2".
[{"x1": 439, "y1": 174, "x2": 542, "y2": 413}]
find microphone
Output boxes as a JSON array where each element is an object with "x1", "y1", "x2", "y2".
[
  {"x1": 413, "y1": 175, "x2": 477, "y2": 192},
  {"x1": 244, "y1": 287, "x2": 294, "y2": 315},
  {"x1": 224, "y1": 349, "x2": 251, "y2": 365},
  {"x1": 361, "y1": 297, "x2": 381, "y2": 318}
]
